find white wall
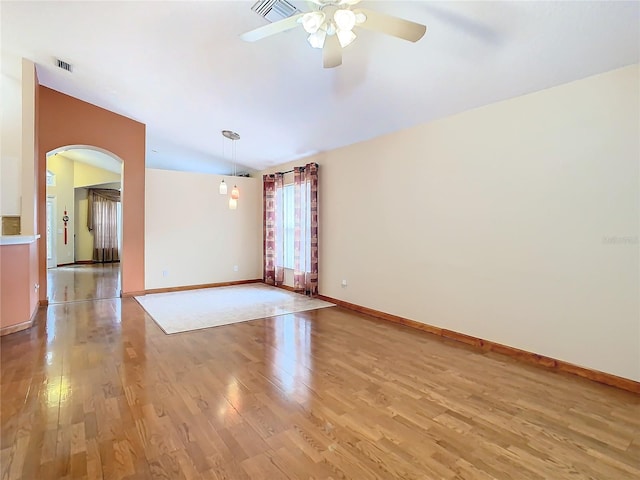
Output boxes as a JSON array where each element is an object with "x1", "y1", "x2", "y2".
[
  {"x1": 145, "y1": 169, "x2": 262, "y2": 289},
  {"x1": 264, "y1": 65, "x2": 640, "y2": 381}
]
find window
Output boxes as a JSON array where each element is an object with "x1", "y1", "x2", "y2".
[
  {"x1": 283, "y1": 184, "x2": 294, "y2": 269},
  {"x1": 282, "y1": 181, "x2": 312, "y2": 270},
  {"x1": 46, "y1": 170, "x2": 56, "y2": 186},
  {"x1": 263, "y1": 163, "x2": 318, "y2": 294}
]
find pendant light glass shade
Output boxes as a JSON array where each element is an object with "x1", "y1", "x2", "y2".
[
  {"x1": 222, "y1": 130, "x2": 240, "y2": 210},
  {"x1": 337, "y1": 29, "x2": 356, "y2": 48},
  {"x1": 334, "y1": 9, "x2": 356, "y2": 32},
  {"x1": 302, "y1": 11, "x2": 325, "y2": 33},
  {"x1": 308, "y1": 29, "x2": 326, "y2": 49}
]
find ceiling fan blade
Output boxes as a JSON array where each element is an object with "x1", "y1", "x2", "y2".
[
  {"x1": 323, "y1": 34, "x2": 342, "y2": 68},
  {"x1": 356, "y1": 8, "x2": 426, "y2": 42},
  {"x1": 240, "y1": 13, "x2": 304, "y2": 42}
]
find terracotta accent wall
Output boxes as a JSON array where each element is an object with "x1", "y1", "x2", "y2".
[
  {"x1": 0, "y1": 241, "x2": 38, "y2": 332},
  {"x1": 37, "y1": 87, "x2": 145, "y2": 298}
]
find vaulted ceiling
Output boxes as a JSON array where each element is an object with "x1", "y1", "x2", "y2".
[{"x1": 2, "y1": 1, "x2": 638, "y2": 174}]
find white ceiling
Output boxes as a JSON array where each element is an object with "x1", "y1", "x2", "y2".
[{"x1": 2, "y1": 1, "x2": 639, "y2": 175}]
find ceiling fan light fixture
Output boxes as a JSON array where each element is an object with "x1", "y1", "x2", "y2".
[
  {"x1": 302, "y1": 11, "x2": 325, "y2": 33},
  {"x1": 241, "y1": 2, "x2": 427, "y2": 68},
  {"x1": 337, "y1": 29, "x2": 356, "y2": 48},
  {"x1": 334, "y1": 9, "x2": 356, "y2": 31},
  {"x1": 308, "y1": 30, "x2": 326, "y2": 49}
]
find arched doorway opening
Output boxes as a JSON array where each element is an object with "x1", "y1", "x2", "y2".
[{"x1": 45, "y1": 145, "x2": 124, "y2": 302}]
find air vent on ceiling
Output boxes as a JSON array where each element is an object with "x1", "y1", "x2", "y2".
[
  {"x1": 251, "y1": 0, "x2": 299, "y2": 23},
  {"x1": 55, "y1": 58, "x2": 73, "y2": 73}
]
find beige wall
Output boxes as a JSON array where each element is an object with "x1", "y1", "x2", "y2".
[
  {"x1": 0, "y1": 156, "x2": 21, "y2": 215},
  {"x1": 46, "y1": 158, "x2": 121, "y2": 263},
  {"x1": 74, "y1": 162, "x2": 121, "y2": 188},
  {"x1": 73, "y1": 162, "x2": 122, "y2": 262},
  {"x1": 1, "y1": 72, "x2": 22, "y2": 215},
  {"x1": 21, "y1": 59, "x2": 37, "y2": 235},
  {"x1": 263, "y1": 64, "x2": 640, "y2": 381},
  {"x1": 145, "y1": 169, "x2": 262, "y2": 290},
  {"x1": 74, "y1": 188, "x2": 92, "y2": 262},
  {"x1": 1, "y1": 58, "x2": 37, "y2": 225}
]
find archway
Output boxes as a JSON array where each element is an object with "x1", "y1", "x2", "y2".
[
  {"x1": 45, "y1": 145, "x2": 124, "y2": 301},
  {"x1": 37, "y1": 86, "x2": 146, "y2": 303}
]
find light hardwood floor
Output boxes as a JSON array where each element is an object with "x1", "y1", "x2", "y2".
[
  {"x1": 47, "y1": 264, "x2": 121, "y2": 304},
  {"x1": 1, "y1": 283, "x2": 639, "y2": 478}
]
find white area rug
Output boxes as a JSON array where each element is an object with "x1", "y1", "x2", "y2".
[{"x1": 135, "y1": 283, "x2": 335, "y2": 334}]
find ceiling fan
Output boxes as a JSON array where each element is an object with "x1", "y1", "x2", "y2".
[{"x1": 240, "y1": 0, "x2": 427, "y2": 68}]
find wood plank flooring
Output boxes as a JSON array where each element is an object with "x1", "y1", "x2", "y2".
[
  {"x1": 47, "y1": 264, "x2": 121, "y2": 304},
  {"x1": 1, "y1": 293, "x2": 639, "y2": 478}
]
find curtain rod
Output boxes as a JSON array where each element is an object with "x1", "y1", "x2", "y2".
[{"x1": 275, "y1": 162, "x2": 318, "y2": 175}]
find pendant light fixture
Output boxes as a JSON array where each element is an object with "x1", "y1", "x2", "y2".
[{"x1": 221, "y1": 130, "x2": 240, "y2": 209}]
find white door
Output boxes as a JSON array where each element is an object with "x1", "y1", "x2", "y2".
[{"x1": 46, "y1": 196, "x2": 56, "y2": 268}]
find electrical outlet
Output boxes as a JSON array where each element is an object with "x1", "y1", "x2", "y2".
[
  {"x1": 162, "y1": 270, "x2": 169, "y2": 277},
  {"x1": 233, "y1": 265, "x2": 239, "y2": 272},
  {"x1": 341, "y1": 279, "x2": 347, "y2": 287}
]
